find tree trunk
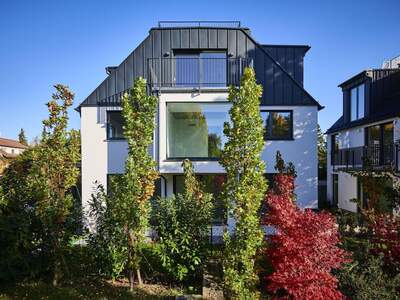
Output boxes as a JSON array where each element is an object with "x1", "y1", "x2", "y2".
[
  {"x1": 129, "y1": 269, "x2": 135, "y2": 292},
  {"x1": 136, "y1": 268, "x2": 142, "y2": 286}
]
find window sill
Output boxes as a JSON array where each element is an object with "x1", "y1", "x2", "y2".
[
  {"x1": 106, "y1": 138, "x2": 126, "y2": 142},
  {"x1": 165, "y1": 157, "x2": 221, "y2": 162},
  {"x1": 264, "y1": 138, "x2": 295, "y2": 141}
]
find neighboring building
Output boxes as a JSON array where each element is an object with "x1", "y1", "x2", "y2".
[
  {"x1": 0, "y1": 137, "x2": 28, "y2": 174},
  {"x1": 326, "y1": 56, "x2": 400, "y2": 212},
  {"x1": 77, "y1": 21, "x2": 322, "y2": 234}
]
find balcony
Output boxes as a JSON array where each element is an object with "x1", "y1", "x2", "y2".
[
  {"x1": 331, "y1": 143, "x2": 400, "y2": 171},
  {"x1": 147, "y1": 57, "x2": 252, "y2": 90}
]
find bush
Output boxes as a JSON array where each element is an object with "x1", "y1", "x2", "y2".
[
  {"x1": 338, "y1": 252, "x2": 400, "y2": 300},
  {"x1": 153, "y1": 160, "x2": 213, "y2": 284}
]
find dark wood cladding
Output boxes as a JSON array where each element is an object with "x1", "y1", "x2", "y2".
[{"x1": 80, "y1": 27, "x2": 320, "y2": 109}]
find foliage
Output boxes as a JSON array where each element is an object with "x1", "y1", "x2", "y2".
[
  {"x1": 18, "y1": 128, "x2": 28, "y2": 146},
  {"x1": 220, "y1": 67, "x2": 267, "y2": 299},
  {"x1": 87, "y1": 183, "x2": 128, "y2": 280},
  {"x1": 153, "y1": 159, "x2": 213, "y2": 283},
  {"x1": 317, "y1": 124, "x2": 327, "y2": 180},
  {"x1": 370, "y1": 214, "x2": 400, "y2": 274},
  {"x1": 0, "y1": 85, "x2": 80, "y2": 285},
  {"x1": 116, "y1": 77, "x2": 158, "y2": 289},
  {"x1": 264, "y1": 157, "x2": 350, "y2": 300},
  {"x1": 0, "y1": 149, "x2": 49, "y2": 282},
  {"x1": 338, "y1": 250, "x2": 400, "y2": 300}
]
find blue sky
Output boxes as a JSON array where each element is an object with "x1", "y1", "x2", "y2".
[{"x1": 0, "y1": 0, "x2": 399, "y2": 142}]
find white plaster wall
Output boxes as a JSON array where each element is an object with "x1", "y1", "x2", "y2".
[
  {"x1": 336, "y1": 127, "x2": 364, "y2": 149},
  {"x1": 261, "y1": 106, "x2": 318, "y2": 209},
  {"x1": 338, "y1": 172, "x2": 358, "y2": 212}
]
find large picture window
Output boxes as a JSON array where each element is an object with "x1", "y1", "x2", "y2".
[
  {"x1": 261, "y1": 111, "x2": 293, "y2": 140},
  {"x1": 167, "y1": 102, "x2": 230, "y2": 159},
  {"x1": 350, "y1": 84, "x2": 365, "y2": 121},
  {"x1": 107, "y1": 111, "x2": 124, "y2": 139}
]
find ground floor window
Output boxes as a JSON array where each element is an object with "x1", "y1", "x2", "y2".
[
  {"x1": 107, "y1": 174, "x2": 162, "y2": 199},
  {"x1": 173, "y1": 174, "x2": 226, "y2": 224}
]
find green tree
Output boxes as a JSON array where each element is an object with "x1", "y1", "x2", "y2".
[
  {"x1": 317, "y1": 124, "x2": 327, "y2": 180},
  {"x1": 27, "y1": 84, "x2": 80, "y2": 286},
  {"x1": 118, "y1": 77, "x2": 158, "y2": 290},
  {"x1": 220, "y1": 68, "x2": 267, "y2": 299},
  {"x1": 153, "y1": 159, "x2": 213, "y2": 283},
  {"x1": 18, "y1": 128, "x2": 28, "y2": 146}
]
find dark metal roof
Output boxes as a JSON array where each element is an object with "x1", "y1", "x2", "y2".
[{"x1": 76, "y1": 26, "x2": 322, "y2": 111}]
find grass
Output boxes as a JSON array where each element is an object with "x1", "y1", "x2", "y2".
[{"x1": 0, "y1": 279, "x2": 182, "y2": 300}]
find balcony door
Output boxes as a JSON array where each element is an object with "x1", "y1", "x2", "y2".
[
  {"x1": 365, "y1": 122, "x2": 394, "y2": 166},
  {"x1": 174, "y1": 51, "x2": 227, "y2": 87}
]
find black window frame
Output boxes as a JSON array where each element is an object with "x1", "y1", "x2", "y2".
[
  {"x1": 106, "y1": 111, "x2": 125, "y2": 140},
  {"x1": 261, "y1": 110, "x2": 294, "y2": 141},
  {"x1": 349, "y1": 83, "x2": 365, "y2": 122}
]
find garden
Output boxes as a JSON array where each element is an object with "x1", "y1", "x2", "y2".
[{"x1": 0, "y1": 69, "x2": 399, "y2": 300}]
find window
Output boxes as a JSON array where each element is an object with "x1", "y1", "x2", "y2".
[
  {"x1": 261, "y1": 111, "x2": 293, "y2": 140},
  {"x1": 350, "y1": 84, "x2": 365, "y2": 121},
  {"x1": 107, "y1": 174, "x2": 162, "y2": 199},
  {"x1": 365, "y1": 122, "x2": 394, "y2": 165},
  {"x1": 167, "y1": 102, "x2": 230, "y2": 159},
  {"x1": 174, "y1": 51, "x2": 227, "y2": 87},
  {"x1": 174, "y1": 174, "x2": 226, "y2": 224},
  {"x1": 107, "y1": 111, "x2": 124, "y2": 139}
]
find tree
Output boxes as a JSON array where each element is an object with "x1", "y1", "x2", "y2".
[
  {"x1": 118, "y1": 77, "x2": 158, "y2": 290},
  {"x1": 28, "y1": 84, "x2": 80, "y2": 286},
  {"x1": 153, "y1": 159, "x2": 213, "y2": 282},
  {"x1": 264, "y1": 155, "x2": 350, "y2": 300},
  {"x1": 317, "y1": 124, "x2": 327, "y2": 180},
  {"x1": 18, "y1": 128, "x2": 28, "y2": 146},
  {"x1": 220, "y1": 68, "x2": 267, "y2": 299}
]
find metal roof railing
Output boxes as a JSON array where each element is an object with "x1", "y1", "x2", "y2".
[{"x1": 158, "y1": 21, "x2": 241, "y2": 28}]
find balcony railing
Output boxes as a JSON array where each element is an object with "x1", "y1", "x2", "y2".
[
  {"x1": 147, "y1": 57, "x2": 252, "y2": 89},
  {"x1": 331, "y1": 143, "x2": 399, "y2": 171}
]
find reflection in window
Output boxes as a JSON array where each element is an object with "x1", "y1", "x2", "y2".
[
  {"x1": 350, "y1": 84, "x2": 365, "y2": 121},
  {"x1": 167, "y1": 103, "x2": 230, "y2": 158},
  {"x1": 261, "y1": 111, "x2": 293, "y2": 140},
  {"x1": 107, "y1": 111, "x2": 124, "y2": 139},
  {"x1": 174, "y1": 174, "x2": 226, "y2": 224}
]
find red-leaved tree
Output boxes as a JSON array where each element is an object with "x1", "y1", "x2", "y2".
[
  {"x1": 264, "y1": 168, "x2": 350, "y2": 299},
  {"x1": 371, "y1": 214, "x2": 400, "y2": 273}
]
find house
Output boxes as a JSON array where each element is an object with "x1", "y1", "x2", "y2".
[
  {"x1": 326, "y1": 56, "x2": 400, "y2": 212},
  {"x1": 77, "y1": 21, "x2": 322, "y2": 234},
  {"x1": 0, "y1": 137, "x2": 28, "y2": 174}
]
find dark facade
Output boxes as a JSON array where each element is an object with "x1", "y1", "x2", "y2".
[
  {"x1": 77, "y1": 25, "x2": 321, "y2": 110},
  {"x1": 327, "y1": 68, "x2": 400, "y2": 134}
]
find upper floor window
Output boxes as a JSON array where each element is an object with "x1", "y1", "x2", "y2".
[
  {"x1": 261, "y1": 110, "x2": 293, "y2": 140},
  {"x1": 174, "y1": 51, "x2": 227, "y2": 87},
  {"x1": 350, "y1": 84, "x2": 365, "y2": 121},
  {"x1": 107, "y1": 111, "x2": 124, "y2": 140}
]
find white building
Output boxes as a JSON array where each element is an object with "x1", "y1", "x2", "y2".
[
  {"x1": 326, "y1": 57, "x2": 400, "y2": 212},
  {"x1": 77, "y1": 22, "x2": 322, "y2": 237}
]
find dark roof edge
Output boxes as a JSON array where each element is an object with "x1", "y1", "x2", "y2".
[
  {"x1": 241, "y1": 29, "x2": 323, "y2": 110},
  {"x1": 149, "y1": 26, "x2": 250, "y2": 32},
  {"x1": 338, "y1": 70, "x2": 367, "y2": 88},
  {"x1": 262, "y1": 44, "x2": 311, "y2": 53}
]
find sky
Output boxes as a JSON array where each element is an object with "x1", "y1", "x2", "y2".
[{"x1": 0, "y1": 0, "x2": 399, "y2": 142}]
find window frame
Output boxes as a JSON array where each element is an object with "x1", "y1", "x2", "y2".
[
  {"x1": 349, "y1": 83, "x2": 365, "y2": 121},
  {"x1": 260, "y1": 110, "x2": 294, "y2": 141},
  {"x1": 166, "y1": 101, "x2": 231, "y2": 161},
  {"x1": 106, "y1": 110, "x2": 125, "y2": 141}
]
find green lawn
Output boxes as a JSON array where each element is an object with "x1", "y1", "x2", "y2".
[{"x1": 0, "y1": 279, "x2": 182, "y2": 300}]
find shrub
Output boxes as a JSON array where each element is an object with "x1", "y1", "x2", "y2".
[
  {"x1": 264, "y1": 157, "x2": 349, "y2": 300},
  {"x1": 370, "y1": 214, "x2": 400, "y2": 274},
  {"x1": 153, "y1": 160, "x2": 213, "y2": 284},
  {"x1": 338, "y1": 252, "x2": 400, "y2": 300}
]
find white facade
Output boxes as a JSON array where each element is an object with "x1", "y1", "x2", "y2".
[
  {"x1": 0, "y1": 145, "x2": 25, "y2": 155},
  {"x1": 81, "y1": 91, "x2": 319, "y2": 231}
]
